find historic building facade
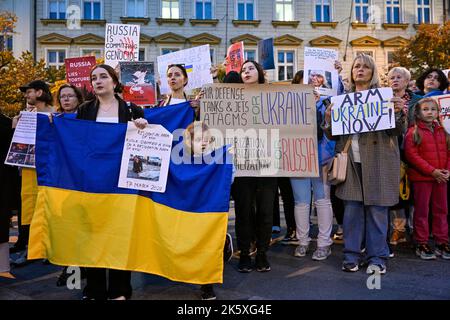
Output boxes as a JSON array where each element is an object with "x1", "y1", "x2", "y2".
[{"x1": 4, "y1": 0, "x2": 447, "y2": 81}]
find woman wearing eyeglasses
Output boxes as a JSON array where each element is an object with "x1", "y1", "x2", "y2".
[{"x1": 56, "y1": 84, "x2": 84, "y2": 114}]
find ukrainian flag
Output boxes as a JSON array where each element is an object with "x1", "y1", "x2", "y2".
[
  {"x1": 28, "y1": 107, "x2": 232, "y2": 285},
  {"x1": 185, "y1": 64, "x2": 193, "y2": 73}
]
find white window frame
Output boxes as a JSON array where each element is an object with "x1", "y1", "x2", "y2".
[
  {"x1": 81, "y1": 0, "x2": 104, "y2": 20},
  {"x1": 79, "y1": 48, "x2": 104, "y2": 59},
  {"x1": 235, "y1": 0, "x2": 257, "y2": 20},
  {"x1": 45, "y1": 47, "x2": 68, "y2": 68},
  {"x1": 139, "y1": 47, "x2": 147, "y2": 61},
  {"x1": 385, "y1": 0, "x2": 403, "y2": 23},
  {"x1": 354, "y1": 0, "x2": 371, "y2": 23},
  {"x1": 125, "y1": 0, "x2": 148, "y2": 18},
  {"x1": 193, "y1": 0, "x2": 214, "y2": 19},
  {"x1": 385, "y1": 49, "x2": 396, "y2": 66},
  {"x1": 45, "y1": 0, "x2": 68, "y2": 19},
  {"x1": 314, "y1": 0, "x2": 333, "y2": 22},
  {"x1": 244, "y1": 47, "x2": 258, "y2": 61},
  {"x1": 159, "y1": 47, "x2": 182, "y2": 56},
  {"x1": 274, "y1": 0, "x2": 294, "y2": 21},
  {"x1": 416, "y1": 0, "x2": 433, "y2": 24},
  {"x1": 276, "y1": 48, "x2": 296, "y2": 81},
  {"x1": 354, "y1": 49, "x2": 376, "y2": 60},
  {"x1": 161, "y1": 0, "x2": 182, "y2": 19}
]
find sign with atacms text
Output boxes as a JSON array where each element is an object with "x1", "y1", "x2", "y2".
[
  {"x1": 200, "y1": 84, "x2": 318, "y2": 177},
  {"x1": 330, "y1": 88, "x2": 395, "y2": 136},
  {"x1": 65, "y1": 56, "x2": 97, "y2": 92}
]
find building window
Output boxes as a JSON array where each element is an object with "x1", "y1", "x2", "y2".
[
  {"x1": 209, "y1": 48, "x2": 215, "y2": 63},
  {"x1": 127, "y1": 0, "x2": 146, "y2": 17},
  {"x1": 275, "y1": 0, "x2": 293, "y2": 21},
  {"x1": 48, "y1": 0, "x2": 66, "y2": 19},
  {"x1": 237, "y1": 0, "x2": 254, "y2": 20},
  {"x1": 196, "y1": 0, "x2": 212, "y2": 19},
  {"x1": 386, "y1": 0, "x2": 401, "y2": 23},
  {"x1": 83, "y1": 0, "x2": 101, "y2": 19},
  {"x1": 139, "y1": 49, "x2": 146, "y2": 61},
  {"x1": 161, "y1": 48, "x2": 180, "y2": 55},
  {"x1": 354, "y1": 0, "x2": 370, "y2": 23},
  {"x1": 386, "y1": 51, "x2": 395, "y2": 66},
  {"x1": 315, "y1": 0, "x2": 331, "y2": 22},
  {"x1": 162, "y1": 0, "x2": 180, "y2": 19},
  {"x1": 277, "y1": 50, "x2": 294, "y2": 81},
  {"x1": 355, "y1": 50, "x2": 375, "y2": 58},
  {"x1": 47, "y1": 49, "x2": 66, "y2": 68},
  {"x1": 245, "y1": 49, "x2": 256, "y2": 61},
  {"x1": 81, "y1": 49, "x2": 103, "y2": 58},
  {"x1": 417, "y1": 0, "x2": 431, "y2": 24},
  {"x1": 0, "y1": 35, "x2": 13, "y2": 51}
]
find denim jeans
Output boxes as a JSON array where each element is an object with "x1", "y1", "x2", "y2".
[
  {"x1": 290, "y1": 166, "x2": 329, "y2": 205},
  {"x1": 343, "y1": 201, "x2": 389, "y2": 266}
]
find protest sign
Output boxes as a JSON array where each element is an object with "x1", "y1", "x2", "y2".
[
  {"x1": 120, "y1": 61, "x2": 156, "y2": 105},
  {"x1": 157, "y1": 44, "x2": 213, "y2": 95},
  {"x1": 200, "y1": 83, "x2": 318, "y2": 177},
  {"x1": 258, "y1": 38, "x2": 275, "y2": 70},
  {"x1": 105, "y1": 23, "x2": 140, "y2": 68},
  {"x1": 433, "y1": 94, "x2": 450, "y2": 134},
  {"x1": 303, "y1": 47, "x2": 339, "y2": 96},
  {"x1": 226, "y1": 42, "x2": 245, "y2": 74},
  {"x1": 65, "y1": 56, "x2": 96, "y2": 92},
  {"x1": 118, "y1": 124, "x2": 172, "y2": 193},
  {"x1": 5, "y1": 112, "x2": 38, "y2": 168},
  {"x1": 330, "y1": 88, "x2": 395, "y2": 136},
  {"x1": 443, "y1": 69, "x2": 450, "y2": 78}
]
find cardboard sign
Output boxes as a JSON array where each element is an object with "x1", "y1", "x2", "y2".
[
  {"x1": 226, "y1": 42, "x2": 245, "y2": 74},
  {"x1": 105, "y1": 23, "x2": 140, "y2": 68},
  {"x1": 157, "y1": 44, "x2": 213, "y2": 95},
  {"x1": 330, "y1": 88, "x2": 395, "y2": 136},
  {"x1": 118, "y1": 124, "x2": 172, "y2": 193},
  {"x1": 65, "y1": 56, "x2": 96, "y2": 92},
  {"x1": 200, "y1": 84, "x2": 318, "y2": 177},
  {"x1": 258, "y1": 38, "x2": 275, "y2": 70},
  {"x1": 120, "y1": 61, "x2": 156, "y2": 105},
  {"x1": 303, "y1": 47, "x2": 339, "y2": 97}
]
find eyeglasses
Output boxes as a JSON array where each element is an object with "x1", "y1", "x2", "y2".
[{"x1": 60, "y1": 95, "x2": 76, "y2": 100}]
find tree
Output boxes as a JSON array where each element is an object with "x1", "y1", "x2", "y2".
[
  {"x1": 0, "y1": 11, "x2": 66, "y2": 117},
  {"x1": 393, "y1": 21, "x2": 450, "y2": 78}
]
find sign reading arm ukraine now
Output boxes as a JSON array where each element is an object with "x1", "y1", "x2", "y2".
[
  {"x1": 28, "y1": 112, "x2": 232, "y2": 285},
  {"x1": 330, "y1": 88, "x2": 395, "y2": 136}
]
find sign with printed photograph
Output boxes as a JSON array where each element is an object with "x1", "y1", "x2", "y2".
[
  {"x1": 118, "y1": 124, "x2": 172, "y2": 193},
  {"x1": 120, "y1": 61, "x2": 156, "y2": 106},
  {"x1": 303, "y1": 47, "x2": 339, "y2": 97},
  {"x1": 5, "y1": 112, "x2": 38, "y2": 168},
  {"x1": 258, "y1": 38, "x2": 275, "y2": 70}
]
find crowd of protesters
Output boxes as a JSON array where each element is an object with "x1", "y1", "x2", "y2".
[{"x1": 1, "y1": 53, "x2": 449, "y2": 300}]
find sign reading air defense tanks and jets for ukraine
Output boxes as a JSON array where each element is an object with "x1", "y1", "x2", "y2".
[
  {"x1": 200, "y1": 84, "x2": 319, "y2": 177},
  {"x1": 330, "y1": 88, "x2": 395, "y2": 136}
]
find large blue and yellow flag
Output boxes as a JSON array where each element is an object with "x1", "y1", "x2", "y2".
[{"x1": 28, "y1": 105, "x2": 232, "y2": 285}]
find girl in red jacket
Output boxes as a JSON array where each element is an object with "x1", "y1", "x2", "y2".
[{"x1": 405, "y1": 98, "x2": 450, "y2": 260}]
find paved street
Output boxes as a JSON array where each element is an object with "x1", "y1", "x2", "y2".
[{"x1": 1, "y1": 206, "x2": 450, "y2": 300}]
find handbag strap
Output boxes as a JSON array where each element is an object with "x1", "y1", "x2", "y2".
[{"x1": 342, "y1": 137, "x2": 352, "y2": 153}]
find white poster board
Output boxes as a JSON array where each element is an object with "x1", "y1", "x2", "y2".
[
  {"x1": 5, "y1": 111, "x2": 37, "y2": 168},
  {"x1": 157, "y1": 44, "x2": 213, "y2": 95},
  {"x1": 330, "y1": 88, "x2": 395, "y2": 136},
  {"x1": 433, "y1": 94, "x2": 450, "y2": 134},
  {"x1": 118, "y1": 124, "x2": 172, "y2": 193},
  {"x1": 303, "y1": 47, "x2": 339, "y2": 97},
  {"x1": 105, "y1": 23, "x2": 140, "y2": 69}
]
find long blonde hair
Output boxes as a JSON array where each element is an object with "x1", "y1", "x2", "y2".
[{"x1": 349, "y1": 54, "x2": 381, "y2": 91}]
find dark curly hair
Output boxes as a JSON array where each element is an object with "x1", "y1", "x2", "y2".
[{"x1": 416, "y1": 68, "x2": 449, "y2": 93}]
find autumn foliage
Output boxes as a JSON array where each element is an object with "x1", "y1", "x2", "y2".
[{"x1": 393, "y1": 21, "x2": 450, "y2": 78}]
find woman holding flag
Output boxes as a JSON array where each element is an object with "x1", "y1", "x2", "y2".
[{"x1": 77, "y1": 64, "x2": 147, "y2": 300}]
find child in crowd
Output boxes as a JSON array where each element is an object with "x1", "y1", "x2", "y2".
[
  {"x1": 183, "y1": 121, "x2": 234, "y2": 300},
  {"x1": 404, "y1": 98, "x2": 450, "y2": 260}
]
